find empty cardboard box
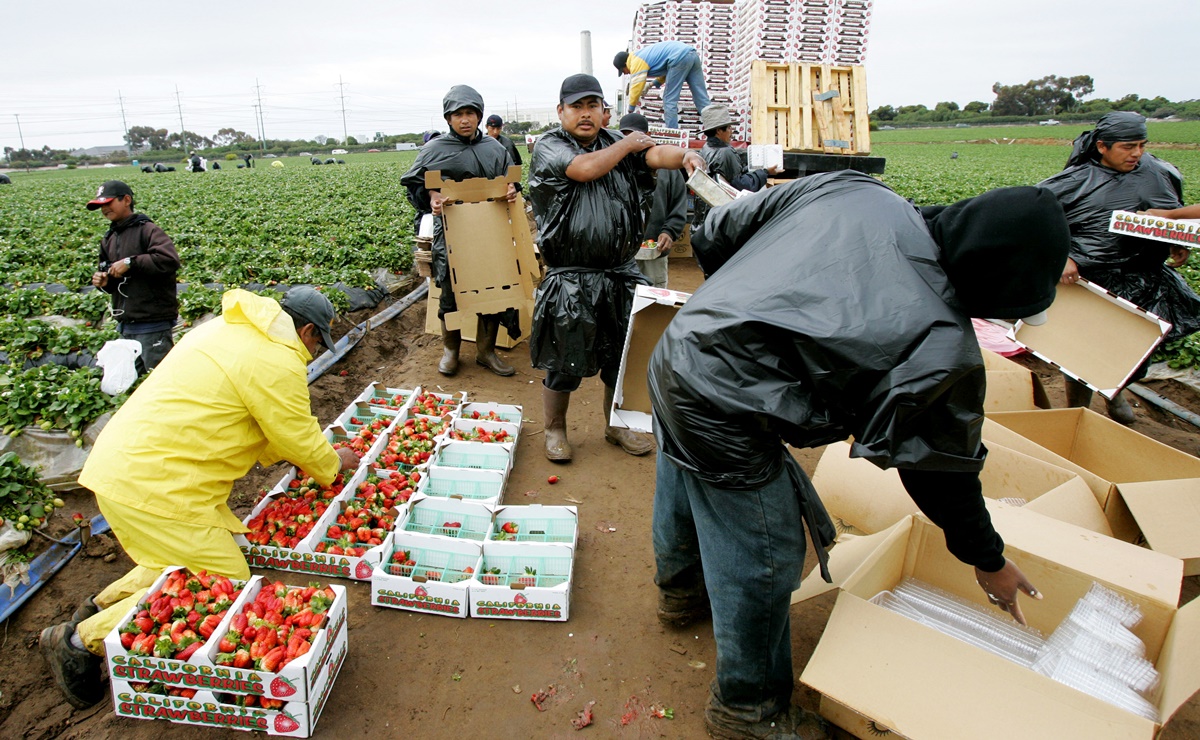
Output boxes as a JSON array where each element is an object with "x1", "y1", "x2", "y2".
[
  {"x1": 1117, "y1": 478, "x2": 1200, "y2": 576},
  {"x1": 610, "y1": 285, "x2": 691, "y2": 433}
]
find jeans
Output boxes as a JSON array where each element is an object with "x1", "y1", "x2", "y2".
[
  {"x1": 652, "y1": 449, "x2": 806, "y2": 722},
  {"x1": 118, "y1": 325, "x2": 174, "y2": 374},
  {"x1": 661, "y1": 49, "x2": 712, "y2": 129}
]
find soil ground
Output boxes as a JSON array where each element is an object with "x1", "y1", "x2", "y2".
[{"x1": 2, "y1": 257, "x2": 1198, "y2": 740}]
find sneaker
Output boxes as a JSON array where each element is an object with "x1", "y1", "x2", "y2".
[
  {"x1": 39, "y1": 622, "x2": 106, "y2": 709},
  {"x1": 71, "y1": 596, "x2": 101, "y2": 625},
  {"x1": 706, "y1": 705, "x2": 831, "y2": 740},
  {"x1": 657, "y1": 587, "x2": 711, "y2": 628}
]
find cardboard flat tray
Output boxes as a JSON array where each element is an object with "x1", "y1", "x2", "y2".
[{"x1": 1010, "y1": 279, "x2": 1171, "y2": 399}]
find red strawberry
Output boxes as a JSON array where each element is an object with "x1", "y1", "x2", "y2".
[
  {"x1": 547, "y1": 475, "x2": 559, "y2": 484},
  {"x1": 270, "y1": 675, "x2": 297, "y2": 698}
]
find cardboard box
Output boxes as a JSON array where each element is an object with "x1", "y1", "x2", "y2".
[
  {"x1": 371, "y1": 531, "x2": 481, "y2": 617},
  {"x1": 811, "y1": 440, "x2": 1111, "y2": 537},
  {"x1": 423, "y1": 165, "x2": 540, "y2": 347},
  {"x1": 490, "y1": 505, "x2": 579, "y2": 549},
  {"x1": 667, "y1": 224, "x2": 693, "y2": 260},
  {"x1": 110, "y1": 636, "x2": 347, "y2": 737},
  {"x1": 305, "y1": 495, "x2": 397, "y2": 581},
  {"x1": 459, "y1": 401, "x2": 523, "y2": 427},
  {"x1": 106, "y1": 574, "x2": 349, "y2": 703},
  {"x1": 1116, "y1": 478, "x2": 1200, "y2": 576},
  {"x1": 610, "y1": 285, "x2": 691, "y2": 433},
  {"x1": 470, "y1": 542, "x2": 574, "y2": 621},
  {"x1": 446, "y1": 418, "x2": 519, "y2": 458},
  {"x1": 985, "y1": 409, "x2": 1200, "y2": 541},
  {"x1": 425, "y1": 280, "x2": 532, "y2": 350},
  {"x1": 980, "y1": 348, "x2": 1050, "y2": 412},
  {"x1": 796, "y1": 508, "x2": 1200, "y2": 740},
  {"x1": 1010, "y1": 280, "x2": 1171, "y2": 399},
  {"x1": 353, "y1": 382, "x2": 417, "y2": 414},
  {"x1": 433, "y1": 439, "x2": 512, "y2": 478},
  {"x1": 402, "y1": 496, "x2": 495, "y2": 542}
]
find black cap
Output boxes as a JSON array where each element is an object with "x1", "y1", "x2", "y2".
[
  {"x1": 486, "y1": 114, "x2": 503, "y2": 128},
  {"x1": 280, "y1": 286, "x2": 336, "y2": 350},
  {"x1": 613, "y1": 51, "x2": 629, "y2": 75},
  {"x1": 86, "y1": 180, "x2": 133, "y2": 210},
  {"x1": 618, "y1": 113, "x2": 649, "y2": 134},
  {"x1": 559, "y1": 74, "x2": 605, "y2": 105}
]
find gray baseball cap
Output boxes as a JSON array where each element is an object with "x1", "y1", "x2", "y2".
[{"x1": 281, "y1": 287, "x2": 336, "y2": 350}]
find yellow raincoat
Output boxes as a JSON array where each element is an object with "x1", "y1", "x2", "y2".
[{"x1": 75, "y1": 289, "x2": 339, "y2": 653}]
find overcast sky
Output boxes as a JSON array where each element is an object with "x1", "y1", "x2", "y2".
[{"x1": 2, "y1": 0, "x2": 1195, "y2": 151}]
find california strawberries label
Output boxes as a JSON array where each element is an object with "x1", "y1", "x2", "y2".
[
  {"x1": 242, "y1": 546, "x2": 353, "y2": 578},
  {"x1": 111, "y1": 658, "x2": 267, "y2": 692},
  {"x1": 114, "y1": 692, "x2": 272, "y2": 730},
  {"x1": 375, "y1": 586, "x2": 463, "y2": 615},
  {"x1": 474, "y1": 595, "x2": 563, "y2": 619}
]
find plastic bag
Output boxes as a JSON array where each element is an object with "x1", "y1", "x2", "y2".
[
  {"x1": 0, "y1": 520, "x2": 31, "y2": 554},
  {"x1": 96, "y1": 338, "x2": 142, "y2": 395}
]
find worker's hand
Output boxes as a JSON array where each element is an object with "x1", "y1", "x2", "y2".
[
  {"x1": 91, "y1": 271, "x2": 109, "y2": 289},
  {"x1": 1167, "y1": 245, "x2": 1190, "y2": 269},
  {"x1": 430, "y1": 191, "x2": 447, "y2": 216},
  {"x1": 1143, "y1": 208, "x2": 1173, "y2": 217},
  {"x1": 975, "y1": 559, "x2": 1042, "y2": 627},
  {"x1": 656, "y1": 233, "x2": 674, "y2": 256},
  {"x1": 335, "y1": 446, "x2": 359, "y2": 472},
  {"x1": 108, "y1": 259, "x2": 131, "y2": 278},
  {"x1": 624, "y1": 132, "x2": 656, "y2": 153},
  {"x1": 1059, "y1": 257, "x2": 1080, "y2": 285},
  {"x1": 767, "y1": 164, "x2": 783, "y2": 176},
  {"x1": 505, "y1": 183, "x2": 518, "y2": 203},
  {"x1": 681, "y1": 150, "x2": 706, "y2": 176}
]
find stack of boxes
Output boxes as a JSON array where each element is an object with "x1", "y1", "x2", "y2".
[{"x1": 629, "y1": 0, "x2": 874, "y2": 139}]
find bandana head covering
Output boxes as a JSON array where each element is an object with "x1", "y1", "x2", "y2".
[{"x1": 1064, "y1": 111, "x2": 1148, "y2": 168}]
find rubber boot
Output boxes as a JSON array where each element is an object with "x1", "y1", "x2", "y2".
[
  {"x1": 1064, "y1": 375, "x2": 1093, "y2": 409},
  {"x1": 1106, "y1": 391, "x2": 1137, "y2": 426},
  {"x1": 438, "y1": 320, "x2": 461, "y2": 376},
  {"x1": 475, "y1": 316, "x2": 515, "y2": 377},
  {"x1": 543, "y1": 386, "x2": 573, "y2": 462},
  {"x1": 602, "y1": 385, "x2": 655, "y2": 456}
]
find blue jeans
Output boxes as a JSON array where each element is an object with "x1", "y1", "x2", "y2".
[
  {"x1": 652, "y1": 450, "x2": 805, "y2": 722},
  {"x1": 661, "y1": 49, "x2": 712, "y2": 129}
]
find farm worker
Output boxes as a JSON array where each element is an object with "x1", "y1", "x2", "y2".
[
  {"x1": 40, "y1": 287, "x2": 359, "y2": 708},
  {"x1": 87, "y1": 180, "x2": 181, "y2": 373},
  {"x1": 619, "y1": 113, "x2": 687, "y2": 289},
  {"x1": 401, "y1": 85, "x2": 519, "y2": 378},
  {"x1": 614, "y1": 40, "x2": 712, "y2": 129},
  {"x1": 693, "y1": 104, "x2": 780, "y2": 230},
  {"x1": 187, "y1": 151, "x2": 205, "y2": 172},
  {"x1": 648, "y1": 172, "x2": 1068, "y2": 739},
  {"x1": 243, "y1": 152, "x2": 253, "y2": 168},
  {"x1": 528, "y1": 74, "x2": 704, "y2": 462},
  {"x1": 1039, "y1": 111, "x2": 1199, "y2": 424},
  {"x1": 485, "y1": 114, "x2": 523, "y2": 168}
]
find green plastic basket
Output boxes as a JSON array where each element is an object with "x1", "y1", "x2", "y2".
[
  {"x1": 421, "y1": 472, "x2": 503, "y2": 501},
  {"x1": 491, "y1": 515, "x2": 575, "y2": 544},
  {"x1": 435, "y1": 444, "x2": 509, "y2": 471},
  {"x1": 385, "y1": 542, "x2": 476, "y2": 583},
  {"x1": 477, "y1": 553, "x2": 571, "y2": 588},
  {"x1": 404, "y1": 504, "x2": 491, "y2": 541}
]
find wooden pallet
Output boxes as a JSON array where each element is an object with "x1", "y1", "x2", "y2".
[{"x1": 749, "y1": 61, "x2": 871, "y2": 155}]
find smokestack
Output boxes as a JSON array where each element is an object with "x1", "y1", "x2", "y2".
[{"x1": 580, "y1": 30, "x2": 593, "y2": 75}]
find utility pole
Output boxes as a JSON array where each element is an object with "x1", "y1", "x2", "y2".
[
  {"x1": 13, "y1": 114, "x2": 25, "y2": 151},
  {"x1": 117, "y1": 90, "x2": 129, "y2": 150},
  {"x1": 336, "y1": 76, "x2": 349, "y2": 145},
  {"x1": 254, "y1": 79, "x2": 267, "y2": 153},
  {"x1": 174, "y1": 85, "x2": 187, "y2": 150}
]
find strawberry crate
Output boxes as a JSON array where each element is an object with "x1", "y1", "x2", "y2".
[
  {"x1": 403, "y1": 497, "x2": 494, "y2": 541},
  {"x1": 109, "y1": 631, "x2": 346, "y2": 737},
  {"x1": 350, "y1": 464, "x2": 422, "y2": 509},
  {"x1": 433, "y1": 440, "x2": 512, "y2": 473},
  {"x1": 418, "y1": 465, "x2": 506, "y2": 506},
  {"x1": 371, "y1": 532, "x2": 481, "y2": 618},
  {"x1": 307, "y1": 496, "x2": 397, "y2": 581},
  {"x1": 490, "y1": 505, "x2": 579, "y2": 548},
  {"x1": 410, "y1": 389, "x2": 467, "y2": 419},
  {"x1": 354, "y1": 382, "x2": 417, "y2": 414},
  {"x1": 106, "y1": 574, "x2": 348, "y2": 703},
  {"x1": 470, "y1": 543, "x2": 574, "y2": 621},
  {"x1": 375, "y1": 415, "x2": 448, "y2": 470},
  {"x1": 459, "y1": 401, "x2": 523, "y2": 428},
  {"x1": 326, "y1": 423, "x2": 388, "y2": 468},
  {"x1": 446, "y1": 418, "x2": 520, "y2": 454},
  {"x1": 335, "y1": 402, "x2": 402, "y2": 435}
]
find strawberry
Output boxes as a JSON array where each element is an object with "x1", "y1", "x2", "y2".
[
  {"x1": 273, "y1": 712, "x2": 301, "y2": 733},
  {"x1": 547, "y1": 475, "x2": 559, "y2": 484},
  {"x1": 270, "y1": 675, "x2": 297, "y2": 698},
  {"x1": 354, "y1": 560, "x2": 374, "y2": 579}
]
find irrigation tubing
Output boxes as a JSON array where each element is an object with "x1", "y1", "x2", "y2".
[
  {"x1": 0, "y1": 514, "x2": 111, "y2": 625},
  {"x1": 1127, "y1": 383, "x2": 1200, "y2": 430},
  {"x1": 306, "y1": 281, "x2": 429, "y2": 384}
]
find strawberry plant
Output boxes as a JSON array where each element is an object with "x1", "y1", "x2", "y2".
[
  {"x1": 0, "y1": 365, "x2": 122, "y2": 439},
  {"x1": 0, "y1": 451, "x2": 63, "y2": 530}
]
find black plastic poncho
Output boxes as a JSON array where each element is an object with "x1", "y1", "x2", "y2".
[
  {"x1": 528, "y1": 128, "x2": 653, "y2": 375},
  {"x1": 649, "y1": 170, "x2": 989, "y2": 492},
  {"x1": 1039, "y1": 157, "x2": 1199, "y2": 339}
]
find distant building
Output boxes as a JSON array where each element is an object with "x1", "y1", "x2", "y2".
[
  {"x1": 505, "y1": 107, "x2": 558, "y2": 128},
  {"x1": 69, "y1": 145, "x2": 130, "y2": 158}
]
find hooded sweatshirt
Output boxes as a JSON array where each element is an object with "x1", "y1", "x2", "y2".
[
  {"x1": 97, "y1": 213, "x2": 181, "y2": 324},
  {"x1": 80, "y1": 289, "x2": 339, "y2": 532}
]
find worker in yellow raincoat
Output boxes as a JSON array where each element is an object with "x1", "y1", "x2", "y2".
[{"x1": 40, "y1": 287, "x2": 359, "y2": 708}]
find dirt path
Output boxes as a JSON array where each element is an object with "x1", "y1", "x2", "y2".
[{"x1": 2, "y1": 257, "x2": 1198, "y2": 739}]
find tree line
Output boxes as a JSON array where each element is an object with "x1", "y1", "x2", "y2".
[{"x1": 872, "y1": 74, "x2": 1199, "y2": 125}]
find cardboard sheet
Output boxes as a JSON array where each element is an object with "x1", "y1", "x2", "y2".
[
  {"x1": 1119, "y1": 478, "x2": 1200, "y2": 576},
  {"x1": 609, "y1": 286, "x2": 691, "y2": 433}
]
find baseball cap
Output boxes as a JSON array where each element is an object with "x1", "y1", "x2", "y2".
[
  {"x1": 86, "y1": 180, "x2": 133, "y2": 210},
  {"x1": 559, "y1": 74, "x2": 605, "y2": 105},
  {"x1": 613, "y1": 51, "x2": 629, "y2": 75},
  {"x1": 281, "y1": 286, "x2": 336, "y2": 350},
  {"x1": 486, "y1": 114, "x2": 503, "y2": 128},
  {"x1": 618, "y1": 113, "x2": 650, "y2": 134}
]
